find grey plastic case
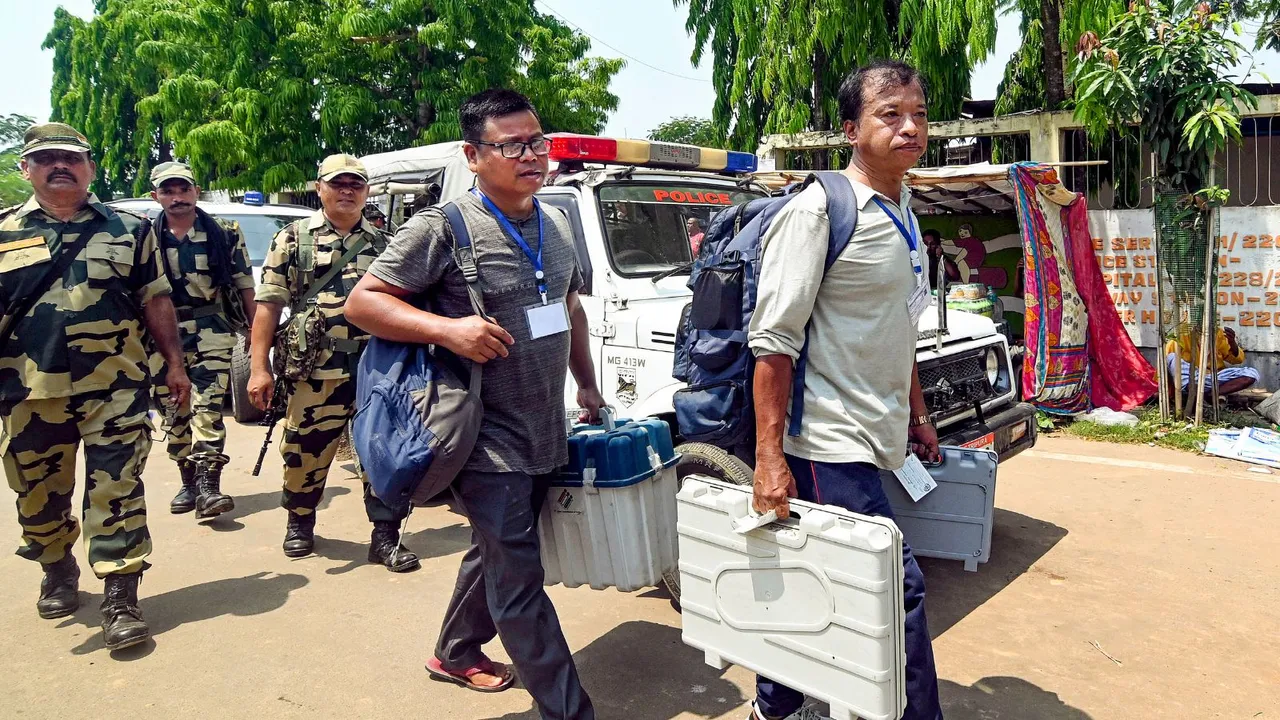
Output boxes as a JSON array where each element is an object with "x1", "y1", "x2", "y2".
[{"x1": 879, "y1": 446, "x2": 999, "y2": 572}]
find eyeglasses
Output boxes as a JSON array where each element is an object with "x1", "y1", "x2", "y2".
[
  {"x1": 325, "y1": 180, "x2": 367, "y2": 192},
  {"x1": 471, "y1": 137, "x2": 550, "y2": 159}
]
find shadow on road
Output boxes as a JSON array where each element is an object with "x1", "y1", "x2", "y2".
[
  {"x1": 919, "y1": 508, "x2": 1068, "y2": 638},
  {"x1": 197, "y1": 485, "x2": 353, "y2": 532},
  {"x1": 57, "y1": 571, "x2": 308, "y2": 658},
  {"x1": 483, "y1": 620, "x2": 745, "y2": 720},
  {"x1": 940, "y1": 676, "x2": 1094, "y2": 719}
]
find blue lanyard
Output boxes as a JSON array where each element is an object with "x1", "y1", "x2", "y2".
[
  {"x1": 872, "y1": 196, "x2": 923, "y2": 277},
  {"x1": 473, "y1": 189, "x2": 547, "y2": 304}
]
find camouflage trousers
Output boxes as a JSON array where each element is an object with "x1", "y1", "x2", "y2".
[
  {"x1": 0, "y1": 387, "x2": 153, "y2": 578},
  {"x1": 279, "y1": 376, "x2": 402, "y2": 524},
  {"x1": 154, "y1": 344, "x2": 233, "y2": 469}
]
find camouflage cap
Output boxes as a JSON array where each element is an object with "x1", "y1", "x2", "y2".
[
  {"x1": 150, "y1": 161, "x2": 196, "y2": 188},
  {"x1": 21, "y1": 122, "x2": 92, "y2": 157},
  {"x1": 317, "y1": 154, "x2": 367, "y2": 182}
]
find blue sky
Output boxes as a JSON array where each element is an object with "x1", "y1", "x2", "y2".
[{"x1": 5, "y1": 1, "x2": 1277, "y2": 141}]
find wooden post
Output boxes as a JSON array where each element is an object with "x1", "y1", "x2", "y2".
[
  {"x1": 1152, "y1": 167, "x2": 1170, "y2": 420},
  {"x1": 1194, "y1": 200, "x2": 1219, "y2": 426}
]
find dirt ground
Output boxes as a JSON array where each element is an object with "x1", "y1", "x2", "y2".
[{"x1": 0, "y1": 423, "x2": 1277, "y2": 720}]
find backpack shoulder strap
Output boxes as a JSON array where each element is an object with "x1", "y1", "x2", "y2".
[
  {"x1": 440, "y1": 201, "x2": 488, "y2": 320},
  {"x1": 786, "y1": 172, "x2": 860, "y2": 438},
  {"x1": 810, "y1": 172, "x2": 859, "y2": 270}
]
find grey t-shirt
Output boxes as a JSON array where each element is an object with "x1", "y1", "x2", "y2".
[{"x1": 368, "y1": 191, "x2": 583, "y2": 475}]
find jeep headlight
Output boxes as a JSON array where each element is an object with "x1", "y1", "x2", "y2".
[{"x1": 985, "y1": 347, "x2": 1001, "y2": 386}]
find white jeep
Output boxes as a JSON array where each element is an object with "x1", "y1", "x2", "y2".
[{"x1": 362, "y1": 137, "x2": 1038, "y2": 462}]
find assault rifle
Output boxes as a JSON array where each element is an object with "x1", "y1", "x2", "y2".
[{"x1": 251, "y1": 372, "x2": 292, "y2": 477}]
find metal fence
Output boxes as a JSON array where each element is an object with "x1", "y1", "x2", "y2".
[{"x1": 1060, "y1": 115, "x2": 1280, "y2": 210}]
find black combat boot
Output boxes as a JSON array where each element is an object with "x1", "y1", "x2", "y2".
[
  {"x1": 194, "y1": 464, "x2": 234, "y2": 518},
  {"x1": 169, "y1": 461, "x2": 198, "y2": 514},
  {"x1": 368, "y1": 521, "x2": 420, "y2": 573},
  {"x1": 101, "y1": 572, "x2": 150, "y2": 651},
  {"x1": 282, "y1": 512, "x2": 316, "y2": 558},
  {"x1": 36, "y1": 553, "x2": 80, "y2": 619}
]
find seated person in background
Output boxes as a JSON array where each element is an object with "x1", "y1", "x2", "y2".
[{"x1": 1165, "y1": 326, "x2": 1260, "y2": 396}]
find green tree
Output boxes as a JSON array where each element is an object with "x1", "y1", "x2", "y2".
[
  {"x1": 676, "y1": 0, "x2": 999, "y2": 154},
  {"x1": 1073, "y1": 0, "x2": 1256, "y2": 421},
  {"x1": 47, "y1": 0, "x2": 623, "y2": 195},
  {"x1": 648, "y1": 116, "x2": 719, "y2": 146},
  {"x1": 0, "y1": 114, "x2": 36, "y2": 206}
]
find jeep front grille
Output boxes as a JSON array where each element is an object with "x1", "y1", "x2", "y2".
[{"x1": 920, "y1": 348, "x2": 1000, "y2": 421}]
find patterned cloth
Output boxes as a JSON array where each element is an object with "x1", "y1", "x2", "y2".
[
  {"x1": 1014, "y1": 164, "x2": 1156, "y2": 413},
  {"x1": 1014, "y1": 165, "x2": 1091, "y2": 414},
  {"x1": 1064, "y1": 199, "x2": 1156, "y2": 411}
]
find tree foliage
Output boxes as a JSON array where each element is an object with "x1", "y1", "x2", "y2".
[
  {"x1": 677, "y1": 0, "x2": 999, "y2": 151},
  {"x1": 648, "y1": 116, "x2": 719, "y2": 146},
  {"x1": 1072, "y1": 0, "x2": 1256, "y2": 194},
  {"x1": 0, "y1": 114, "x2": 36, "y2": 207},
  {"x1": 47, "y1": 0, "x2": 623, "y2": 196}
]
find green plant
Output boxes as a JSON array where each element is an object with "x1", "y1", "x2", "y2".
[
  {"x1": 648, "y1": 116, "x2": 720, "y2": 147},
  {"x1": 1072, "y1": 0, "x2": 1257, "y2": 197}
]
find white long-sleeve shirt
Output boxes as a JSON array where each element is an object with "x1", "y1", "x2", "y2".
[{"x1": 748, "y1": 175, "x2": 920, "y2": 470}]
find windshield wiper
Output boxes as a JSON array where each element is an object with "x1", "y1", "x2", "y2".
[{"x1": 651, "y1": 261, "x2": 694, "y2": 284}]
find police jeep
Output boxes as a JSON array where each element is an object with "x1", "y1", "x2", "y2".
[
  {"x1": 106, "y1": 192, "x2": 314, "y2": 423},
  {"x1": 363, "y1": 135, "x2": 1037, "y2": 465}
]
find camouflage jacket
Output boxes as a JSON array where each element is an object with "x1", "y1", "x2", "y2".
[
  {"x1": 145, "y1": 210, "x2": 254, "y2": 354},
  {"x1": 0, "y1": 194, "x2": 171, "y2": 405},
  {"x1": 255, "y1": 210, "x2": 387, "y2": 380}
]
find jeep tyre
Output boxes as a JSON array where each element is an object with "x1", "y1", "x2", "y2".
[
  {"x1": 662, "y1": 442, "x2": 753, "y2": 606},
  {"x1": 230, "y1": 335, "x2": 264, "y2": 424}
]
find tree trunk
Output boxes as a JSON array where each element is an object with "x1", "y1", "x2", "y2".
[
  {"x1": 811, "y1": 46, "x2": 830, "y2": 171},
  {"x1": 1041, "y1": 0, "x2": 1066, "y2": 109}
]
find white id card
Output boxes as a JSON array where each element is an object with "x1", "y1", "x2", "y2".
[
  {"x1": 892, "y1": 454, "x2": 938, "y2": 503},
  {"x1": 526, "y1": 300, "x2": 570, "y2": 339},
  {"x1": 907, "y1": 278, "x2": 931, "y2": 325}
]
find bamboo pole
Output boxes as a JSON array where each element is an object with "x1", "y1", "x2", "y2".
[
  {"x1": 1153, "y1": 165, "x2": 1170, "y2": 420},
  {"x1": 1193, "y1": 168, "x2": 1218, "y2": 427},
  {"x1": 1196, "y1": 205, "x2": 1220, "y2": 426}
]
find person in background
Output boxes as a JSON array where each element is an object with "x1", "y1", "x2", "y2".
[
  {"x1": 922, "y1": 228, "x2": 961, "y2": 289},
  {"x1": 247, "y1": 154, "x2": 419, "y2": 572},
  {"x1": 1166, "y1": 326, "x2": 1259, "y2": 397},
  {"x1": 363, "y1": 203, "x2": 387, "y2": 230},
  {"x1": 346, "y1": 89, "x2": 602, "y2": 720},
  {"x1": 747, "y1": 61, "x2": 944, "y2": 720},
  {"x1": 687, "y1": 217, "x2": 706, "y2": 255},
  {"x1": 0, "y1": 123, "x2": 190, "y2": 651},
  {"x1": 143, "y1": 161, "x2": 256, "y2": 520}
]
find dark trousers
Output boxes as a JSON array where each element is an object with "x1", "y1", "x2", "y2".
[
  {"x1": 755, "y1": 456, "x2": 943, "y2": 720},
  {"x1": 434, "y1": 470, "x2": 594, "y2": 720}
]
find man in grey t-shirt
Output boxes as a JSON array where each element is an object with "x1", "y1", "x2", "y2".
[{"x1": 347, "y1": 89, "x2": 601, "y2": 720}]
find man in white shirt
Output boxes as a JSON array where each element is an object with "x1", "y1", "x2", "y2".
[{"x1": 747, "y1": 60, "x2": 944, "y2": 720}]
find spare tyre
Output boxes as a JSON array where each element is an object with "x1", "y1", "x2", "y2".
[
  {"x1": 663, "y1": 442, "x2": 753, "y2": 606},
  {"x1": 230, "y1": 335, "x2": 265, "y2": 424}
]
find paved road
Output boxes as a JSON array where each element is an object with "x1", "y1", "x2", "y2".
[{"x1": 1, "y1": 423, "x2": 1277, "y2": 719}]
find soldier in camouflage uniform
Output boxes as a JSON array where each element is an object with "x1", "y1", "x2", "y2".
[
  {"x1": 143, "y1": 162, "x2": 256, "y2": 519},
  {"x1": 247, "y1": 154, "x2": 419, "y2": 572},
  {"x1": 0, "y1": 123, "x2": 191, "y2": 651}
]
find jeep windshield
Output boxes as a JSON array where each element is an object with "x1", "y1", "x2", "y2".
[
  {"x1": 217, "y1": 214, "x2": 308, "y2": 266},
  {"x1": 597, "y1": 183, "x2": 764, "y2": 277}
]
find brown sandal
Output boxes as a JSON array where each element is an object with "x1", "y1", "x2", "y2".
[{"x1": 425, "y1": 656, "x2": 514, "y2": 693}]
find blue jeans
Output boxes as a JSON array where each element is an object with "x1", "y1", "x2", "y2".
[{"x1": 754, "y1": 456, "x2": 943, "y2": 720}]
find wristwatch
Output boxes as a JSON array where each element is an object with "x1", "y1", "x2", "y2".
[{"x1": 908, "y1": 414, "x2": 932, "y2": 427}]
